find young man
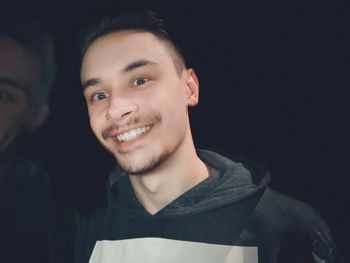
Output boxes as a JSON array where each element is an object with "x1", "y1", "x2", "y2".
[
  {"x1": 0, "y1": 12, "x2": 56, "y2": 262},
  {"x1": 75, "y1": 10, "x2": 343, "y2": 263}
]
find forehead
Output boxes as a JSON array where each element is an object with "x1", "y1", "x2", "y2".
[
  {"x1": 81, "y1": 31, "x2": 177, "y2": 79},
  {"x1": 0, "y1": 36, "x2": 40, "y2": 96}
]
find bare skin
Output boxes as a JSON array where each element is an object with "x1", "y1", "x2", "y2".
[{"x1": 81, "y1": 30, "x2": 209, "y2": 214}]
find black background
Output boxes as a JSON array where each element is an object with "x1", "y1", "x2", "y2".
[{"x1": 10, "y1": 0, "x2": 350, "y2": 259}]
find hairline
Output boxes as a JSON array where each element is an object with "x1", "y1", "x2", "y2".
[{"x1": 83, "y1": 29, "x2": 186, "y2": 77}]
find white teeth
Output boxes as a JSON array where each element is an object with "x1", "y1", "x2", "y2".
[{"x1": 116, "y1": 126, "x2": 150, "y2": 142}]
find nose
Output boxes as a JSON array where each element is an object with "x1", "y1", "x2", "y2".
[{"x1": 106, "y1": 95, "x2": 138, "y2": 120}]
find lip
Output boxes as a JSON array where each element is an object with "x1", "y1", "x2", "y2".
[
  {"x1": 109, "y1": 124, "x2": 154, "y2": 147},
  {"x1": 108, "y1": 124, "x2": 153, "y2": 138}
]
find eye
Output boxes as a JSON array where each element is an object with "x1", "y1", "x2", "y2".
[
  {"x1": 0, "y1": 90, "x2": 15, "y2": 103},
  {"x1": 91, "y1": 92, "x2": 110, "y2": 102},
  {"x1": 132, "y1": 77, "x2": 149, "y2": 87}
]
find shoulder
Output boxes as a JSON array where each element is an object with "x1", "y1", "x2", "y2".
[
  {"x1": 257, "y1": 188, "x2": 320, "y2": 223},
  {"x1": 254, "y1": 188, "x2": 331, "y2": 235},
  {"x1": 253, "y1": 188, "x2": 344, "y2": 262}
]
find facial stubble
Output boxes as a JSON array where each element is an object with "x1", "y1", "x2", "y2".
[
  {"x1": 117, "y1": 146, "x2": 171, "y2": 176},
  {"x1": 101, "y1": 114, "x2": 171, "y2": 175}
]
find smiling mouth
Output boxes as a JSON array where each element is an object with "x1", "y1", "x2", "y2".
[{"x1": 115, "y1": 126, "x2": 151, "y2": 142}]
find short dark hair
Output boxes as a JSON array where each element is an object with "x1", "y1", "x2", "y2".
[
  {"x1": 80, "y1": 9, "x2": 186, "y2": 75},
  {"x1": 0, "y1": 11, "x2": 56, "y2": 107}
]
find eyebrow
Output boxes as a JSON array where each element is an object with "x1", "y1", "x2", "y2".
[
  {"x1": 121, "y1": 59, "x2": 157, "y2": 74},
  {"x1": 81, "y1": 78, "x2": 100, "y2": 91},
  {"x1": 0, "y1": 77, "x2": 29, "y2": 96},
  {"x1": 81, "y1": 59, "x2": 158, "y2": 91},
  {"x1": 0, "y1": 77, "x2": 23, "y2": 89}
]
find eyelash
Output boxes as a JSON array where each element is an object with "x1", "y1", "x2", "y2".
[
  {"x1": 91, "y1": 91, "x2": 110, "y2": 102},
  {"x1": 132, "y1": 77, "x2": 150, "y2": 87},
  {"x1": 0, "y1": 90, "x2": 15, "y2": 103},
  {"x1": 88, "y1": 77, "x2": 150, "y2": 102}
]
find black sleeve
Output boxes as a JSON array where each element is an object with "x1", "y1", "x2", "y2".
[
  {"x1": 308, "y1": 210, "x2": 344, "y2": 263},
  {"x1": 258, "y1": 189, "x2": 345, "y2": 263}
]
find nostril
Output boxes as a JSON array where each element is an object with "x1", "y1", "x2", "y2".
[
  {"x1": 107, "y1": 103, "x2": 137, "y2": 120},
  {"x1": 120, "y1": 110, "x2": 133, "y2": 119}
]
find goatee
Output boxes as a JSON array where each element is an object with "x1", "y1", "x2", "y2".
[{"x1": 119, "y1": 149, "x2": 171, "y2": 176}]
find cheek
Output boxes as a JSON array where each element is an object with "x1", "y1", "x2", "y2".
[
  {"x1": 89, "y1": 114, "x2": 102, "y2": 136},
  {"x1": 0, "y1": 105, "x2": 26, "y2": 137},
  {"x1": 156, "y1": 93, "x2": 189, "y2": 137},
  {"x1": 157, "y1": 82, "x2": 187, "y2": 112},
  {"x1": 88, "y1": 107, "x2": 108, "y2": 141},
  {"x1": 163, "y1": 90, "x2": 188, "y2": 121}
]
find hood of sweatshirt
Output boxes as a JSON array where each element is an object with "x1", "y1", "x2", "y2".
[{"x1": 108, "y1": 149, "x2": 270, "y2": 218}]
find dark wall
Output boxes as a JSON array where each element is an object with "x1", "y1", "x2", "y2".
[{"x1": 16, "y1": 0, "x2": 349, "y2": 259}]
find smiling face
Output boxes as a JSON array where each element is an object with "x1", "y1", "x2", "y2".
[
  {"x1": 0, "y1": 36, "x2": 43, "y2": 152},
  {"x1": 81, "y1": 30, "x2": 199, "y2": 175}
]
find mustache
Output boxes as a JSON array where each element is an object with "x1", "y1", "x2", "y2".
[{"x1": 101, "y1": 115, "x2": 161, "y2": 140}]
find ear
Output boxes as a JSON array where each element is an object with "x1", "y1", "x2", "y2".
[
  {"x1": 28, "y1": 103, "x2": 50, "y2": 130},
  {"x1": 185, "y1": 68, "x2": 199, "y2": 107}
]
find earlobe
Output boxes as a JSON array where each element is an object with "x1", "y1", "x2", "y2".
[
  {"x1": 29, "y1": 103, "x2": 50, "y2": 130},
  {"x1": 185, "y1": 68, "x2": 199, "y2": 107}
]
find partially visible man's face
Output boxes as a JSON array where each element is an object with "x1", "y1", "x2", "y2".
[
  {"x1": 81, "y1": 30, "x2": 198, "y2": 175},
  {"x1": 0, "y1": 36, "x2": 41, "y2": 152}
]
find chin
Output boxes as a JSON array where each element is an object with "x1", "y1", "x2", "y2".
[{"x1": 117, "y1": 148, "x2": 171, "y2": 176}]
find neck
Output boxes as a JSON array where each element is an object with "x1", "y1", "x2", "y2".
[
  {"x1": 128, "y1": 129, "x2": 209, "y2": 215},
  {"x1": 0, "y1": 143, "x2": 17, "y2": 183}
]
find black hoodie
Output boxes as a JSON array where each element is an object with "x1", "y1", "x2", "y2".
[{"x1": 74, "y1": 150, "x2": 343, "y2": 263}]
